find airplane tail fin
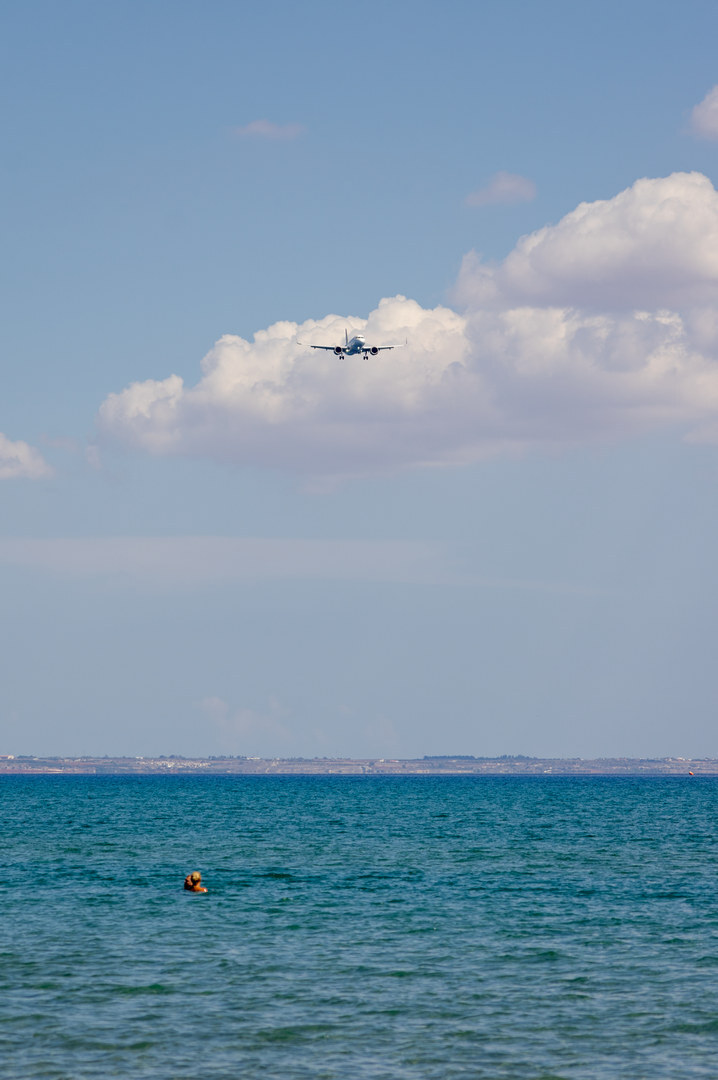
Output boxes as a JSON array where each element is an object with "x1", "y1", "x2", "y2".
[{"x1": 345, "y1": 328, "x2": 348, "y2": 347}]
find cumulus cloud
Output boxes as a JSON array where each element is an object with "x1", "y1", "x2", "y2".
[
  {"x1": 690, "y1": 85, "x2": 718, "y2": 140},
  {"x1": 466, "y1": 171, "x2": 537, "y2": 207},
  {"x1": 456, "y1": 172, "x2": 718, "y2": 311},
  {"x1": 97, "y1": 172, "x2": 718, "y2": 477},
  {"x1": 98, "y1": 297, "x2": 473, "y2": 476},
  {"x1": 0, "y1": 433, "x2": 52, "y2": 479},
  {"x1": 233, "y1": 119, "x2": 305, "y2": 139}
]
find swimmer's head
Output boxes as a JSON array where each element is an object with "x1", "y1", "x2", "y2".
[{"x1": 190, "y1": 871, "x2": 202, "y2": 883}]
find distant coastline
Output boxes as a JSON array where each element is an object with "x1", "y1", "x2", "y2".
[{"x1": 0, "y1": 755, "x2": 714, "y2": 776}]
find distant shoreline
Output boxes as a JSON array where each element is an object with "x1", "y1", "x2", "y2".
[{"x1": 0, "y1": 755, "x2": 714, "y2": 776}]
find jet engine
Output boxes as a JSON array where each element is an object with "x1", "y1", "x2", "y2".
[
  {"x1": 369, "y1": 346, "x2": 379, "y2": 355},
  {"x1": 334, "y1": 346, "x2": 343, "y2": 355}
]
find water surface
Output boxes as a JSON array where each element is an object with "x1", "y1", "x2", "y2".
[{"x1": 2, "y1": 775, "x2": 717, "y2": 1078}]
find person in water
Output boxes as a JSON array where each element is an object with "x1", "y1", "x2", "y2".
[{"x1": 184, "y1": 871, "x2": 208, "y2": 892}]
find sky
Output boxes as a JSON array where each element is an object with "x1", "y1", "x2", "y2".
[{"x1": 2, "y1": 0, "x2": 718, "y2": 759}]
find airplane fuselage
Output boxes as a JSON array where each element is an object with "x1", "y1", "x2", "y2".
[{"x1": 343, "y1": 335, "x2": 366, "y2": 355}]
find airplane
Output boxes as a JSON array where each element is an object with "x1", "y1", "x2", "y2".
[{"x1": 298, "y1": 329, "x2": 406, "y2": 357}]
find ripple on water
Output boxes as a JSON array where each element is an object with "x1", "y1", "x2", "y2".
[{"x1": 3, "y1": 775, "x2": 718, "y2": 1078}]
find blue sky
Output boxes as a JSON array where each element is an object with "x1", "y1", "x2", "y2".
[{"x1": 2, "y1": 0, "x2": 718, "y2": 758}]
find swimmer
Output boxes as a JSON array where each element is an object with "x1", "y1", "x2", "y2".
[{"x1": 184, "y1": 871, "x2": 208, "y2": 893}]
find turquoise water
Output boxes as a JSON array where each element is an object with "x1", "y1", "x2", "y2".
[{"x1": 2, "y1": 775, "x2": 718, "y2": 1078}]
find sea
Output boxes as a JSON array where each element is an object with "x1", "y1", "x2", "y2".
[{"x1": 2, "y1": 774, "x2": 718, "y2": 1079}]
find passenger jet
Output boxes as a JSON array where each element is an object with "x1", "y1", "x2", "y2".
[{"x1": 298, "y1": 329, "x2": 405, "y2": 357}]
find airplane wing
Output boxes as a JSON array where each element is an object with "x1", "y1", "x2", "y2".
[
  {"x1": 297, "y1": 342, "x2": 338, "y2": 350},
  {"x1": 361, "y1": 339, "x2": 408, "y2": 353}
]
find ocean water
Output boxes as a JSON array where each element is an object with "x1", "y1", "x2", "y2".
[{"x1": 2, "y1": 775, "x2": 718, "y2": 1079}]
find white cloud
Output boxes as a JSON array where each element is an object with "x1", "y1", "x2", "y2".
[
  {"x1": 98, "y1": 296, "x2": 474, "y2": 476},
  {"x1": 233, "y1": 119, "x2": 305, "y2": 140},
  {"x1": 466, "y1": 171, "x2": 536, "y2": 207},
  {"x1": 456, "y1": 172, "x2": 718, "y2": 311},
  {"x1": 0, "y1": 433, "x2": 52, "y2": 480},
  {"x1": 97, "y1": 172, "x2": 718, "y2": 476},
  {"x1": 690, "y1": 85, "x2": 718, "y2": 140}
]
